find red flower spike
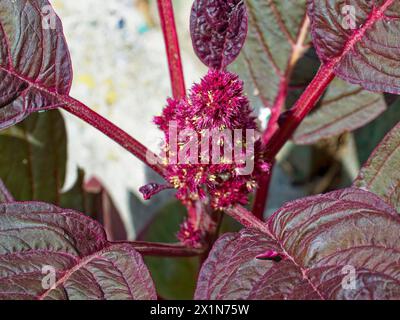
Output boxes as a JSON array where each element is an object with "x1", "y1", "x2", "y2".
[{"x1": 155, "y1": 69, "x2": 268, "y2": 211}]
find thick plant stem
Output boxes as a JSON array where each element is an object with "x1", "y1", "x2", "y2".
[
  {"x1": 157, "y1": 0, "x2": 186, "y2": 99},
  {"x1": 62, "y1": 97, "x2": 166, "y2": 178},
  {"x1": 130, "y1": 241, "x2": 205, "y2": 257},
  {"x1": 265, "y1": 64, "x2": 335, "y2": 158}
]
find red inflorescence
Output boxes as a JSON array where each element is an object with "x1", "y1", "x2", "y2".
[{"x1": 155, "y1": 69, "x2": 269, "y2": 245}]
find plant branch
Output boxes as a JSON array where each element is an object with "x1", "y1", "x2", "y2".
[
  {"x1": 157, "y1": 0, "x2": 186, "y2": 99},
  {"x1": 0, "y1": 179, "x2": 14, "y2": 203},
  {"x1": 128, "y1": 241, "x2": 205, "y2": 257},
  {"x1": 265, "y1": 64, "x2": 335, "y2": 159},
  {"x1": 62, "y1": 97, "x2": 166, "y2": 178}
]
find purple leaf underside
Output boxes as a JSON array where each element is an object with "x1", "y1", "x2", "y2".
[
  {"x1": 190, "y1": 0, "x2": 248, "y2": 69},
  {"x1": 196, "y1": 188, "x2": 400, "y2": 300},
  {"x1": 309, "y1": 0, "x2": 400, "y2": 94},
  {"x1": 0, "y1": 202, "x2": 156, "y2": 300},
  {"x1": 0, "y1": 0, "x2": 72, "y2": 130}
]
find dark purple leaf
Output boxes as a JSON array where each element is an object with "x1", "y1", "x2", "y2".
[
  {"x1": 196, "y1": 188, "x2": 400, "y2": 300},
  {"x1": 354, "y1": 122, "x2": 400, "y2": 212},
  {"x1": 308, "y1": 0, "x2": 400, "y2": 94},
  {"x1": 190, "y1": 0, "x2": 248, "y2": 69},
  {"x1": 0, "y1": 202, "x2": 156, "y2": 300},
  {"x1": 0, "y1": 0, "x2": 72, "y2": 130}
]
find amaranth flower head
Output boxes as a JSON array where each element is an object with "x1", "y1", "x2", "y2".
[{"x1": 154, "y1": 69, "x2": 269, "y2": 211}]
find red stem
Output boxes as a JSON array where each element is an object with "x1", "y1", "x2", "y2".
[
  {"x1": 252, "y1": 78, "x2": 288, "y2": 219},
  {"x1": 157, "y1": 0, "x2": 186, "y2": 99},
  {"x1": 265, "y1": 64, "x2": 335, "y2": 159},
  {"x1": 62, "y1": 97, "x2": 166, "y2": 178},
  {"x1": 128, "y1": 241, "x2": 205, "y2": 257}
]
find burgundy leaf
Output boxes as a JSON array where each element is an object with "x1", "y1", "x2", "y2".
[
  {"x1": 354, "y1": 122, "x2": 400, "y2": 212},
  {"x1": 190, "y1": 0, "x2": 248, "y2": 69},
  {"x1": 0, "y1": 0, "x2": 72, "y2": 129},
  {"x1": 308, "y1": 0, "x2": 400, "y2": 94},
  {"x1": 0, "y1": 202, "x2": 156, "y2": 300},
  {"x1": 294, "y1": 77, "x2": 387, "y2": 144},
  {"x1": 196, "y1": 188, "x2": 400, "y2": 300}
]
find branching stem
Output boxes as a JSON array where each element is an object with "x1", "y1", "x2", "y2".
[{"x1": 62, "y1": 98, "x2": 166, "y2": 178}]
